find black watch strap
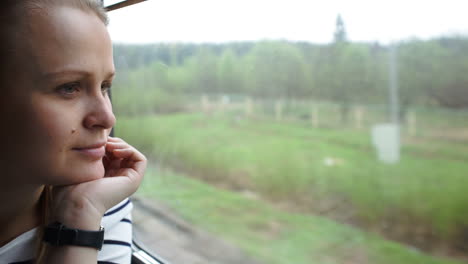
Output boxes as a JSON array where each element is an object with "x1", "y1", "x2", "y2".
[{"x1": 43, "y1": 222, "x2": 105, "y2": 250}]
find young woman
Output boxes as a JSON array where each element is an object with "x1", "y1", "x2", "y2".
[{"x1": 0, "y1": 0, "x2": 147, "y2": 263}]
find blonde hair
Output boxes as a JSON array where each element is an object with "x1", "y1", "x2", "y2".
[
  {"x1": 0, "y1": 1, "x2": 108, "y2": 262},
  {"x1": 36, "y1": 186, "x2": 52, "y2": 262},
  {"x1": 0, "y1": 0, "x2": 108, "y2": 85}
]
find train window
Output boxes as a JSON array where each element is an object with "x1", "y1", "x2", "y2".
[{"x1": 106, "y1": 1, "x2": 468, "y2": 263}]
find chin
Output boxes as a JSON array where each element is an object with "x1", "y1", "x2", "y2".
[
  {"x1": 75, "y1": 160, "x2": 105, "y2": 182},
  {"x1": 52, "y1": 160, "x2": 105, "y2": 185}
]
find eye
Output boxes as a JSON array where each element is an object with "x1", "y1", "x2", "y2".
[
  {"x1": 56, "y1": 82, "x2": 80, "y2": 97},
  {"x1": 101, "y1": 81, "x2": 112, "y2": 95}
]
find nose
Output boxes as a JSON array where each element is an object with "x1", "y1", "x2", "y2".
[{"x1": 83, "y1": 92, "x2": 116, "y2": 131}]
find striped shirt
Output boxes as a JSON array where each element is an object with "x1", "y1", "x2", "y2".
[{"x1": 0, "y1": 198, "x2": 133, "y2": 264}]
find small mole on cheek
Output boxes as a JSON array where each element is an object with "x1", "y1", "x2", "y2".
[{"x1": 71, "y1": 129, "x2": 76, "y2": 134}]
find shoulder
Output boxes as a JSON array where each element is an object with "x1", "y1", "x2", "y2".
[
  {"x1": 98, "y1": 197, "x2": 133, "y2": 263},
  {"x1": 102, "y1": 197, "x2": 133, "y2": 229},
  {"x1": 0, "y1": 228, "x2": 37, "y2": 263}
]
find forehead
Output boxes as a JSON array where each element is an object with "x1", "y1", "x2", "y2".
[{"x1": 22, "y1": 6, "x2": 113, "y2": 76}]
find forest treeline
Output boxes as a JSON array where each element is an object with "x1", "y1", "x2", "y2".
[{"x1": 112, "y1": 17, "x2": 468, "y2": 119}]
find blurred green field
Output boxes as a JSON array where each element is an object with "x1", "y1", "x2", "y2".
[
  {"x1": 116, "y1": 113, "x2": 468, "y2": 259},
  {"x1": 136, "y1": 166, "x2": 462, "y2": 264}
]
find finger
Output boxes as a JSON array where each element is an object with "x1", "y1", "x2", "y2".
[
  {"x1": 104, "y1": 158, "x2": 123, "y2": 176},
  {"x1": 106, "y1": 137, "x2": 146, "y2": 178},
  {"x1": 107, "y1": 136, "x2": 125, "y2": 143},
  {"x1": 112, "y1": 148, "x2": 146, "y2": 175},
  {"x1": 106, "y1": 142, "x2": 129, "y2": 151},
  {"x1": 113, "y1": 148, "x2": 146, "y2": 165},
  {"x1": 106, "y1": 140, "x2": 126, "y2": 145},
  {"x1": 102, "y1": 155, "x2": 110, "y2": 168},
  {"x1": 110, "y1": 143, "x2": 145, "y2": 160},
  {"x1": 112, "y1": 148, "x2": 134, "y2": 157},
  {"x1": 103, "y1": 148, "x2": 118, "y2": 164},
  {"x1": 110, "y1": 156, "x2": 123, "y2": 167}
]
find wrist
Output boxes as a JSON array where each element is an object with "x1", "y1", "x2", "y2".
[
  {"x1": 52, "y1": 198, "x2": 103, "y2": 230},
  {"x1": 43, "y1": 222, "x2": 105, "y2": 251}
]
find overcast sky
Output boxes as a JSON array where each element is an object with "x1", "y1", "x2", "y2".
[{"x1": 105, "y1": 0, "x2": 468, "y2": 44}]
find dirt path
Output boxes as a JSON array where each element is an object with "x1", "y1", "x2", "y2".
[{"x1": 132, "y1": 196, "x2": 264, "y2": 264}]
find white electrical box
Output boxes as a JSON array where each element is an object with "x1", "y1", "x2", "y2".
[{"x1": 371, "y1": 123, "x2": 400, "y2": 164}]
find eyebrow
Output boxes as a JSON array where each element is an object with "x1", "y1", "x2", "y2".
[{"x1": 43, "y1": 69, "x2": 116, "y2": 79}]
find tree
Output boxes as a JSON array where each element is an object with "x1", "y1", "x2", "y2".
[
  {"x1": 217, "y1": 49, "x2": 244, "y2": 94},
  {"x1": 430, "y1": 37, "x2": 468, "y2": 108},
  {"x1": 184, "y1": 47, "x2": 219, "y2": 94},
  {"x1": 397, "y1": 40, "x2": 449, "y2": 118},
  {"x1": 334, "y1": 14, "x2": 347, "y2": 44},
  {"x1": 326, "y1": 14, "x2": 355, "y2": 123},
  {"x1": 243, "y1": 41, "x2": 309, "y2": 99}
]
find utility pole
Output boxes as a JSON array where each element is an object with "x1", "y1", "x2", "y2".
[
  {"x1": 389, "y1": 44, "x2": 399, "y2": 124},
  {"x1": 371, "y1": 42, "x2": 401, "y2": 164}
]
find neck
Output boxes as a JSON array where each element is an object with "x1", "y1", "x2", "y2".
[{"x1": 0, "y1": 184, "x2": 44, "y2": 246}]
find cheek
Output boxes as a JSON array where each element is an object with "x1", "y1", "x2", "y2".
[
  {"x1": 2, "y1": 93, "x2": 105, "y2": 184},
  {"x1": 2, "y1": 97, "x2": 72, "y2": 155},
  {"x1": 32, "y1": 102, "x2": 76, "y2": 150},
  {"x1": 25, "y1": 99, "x2": 83, "y2": 181},
  {"x1": 0, "y1": 96, "x2": 79, "y2": 183},
  {"x1": 31, "y1": 101, "x2": 105, "y2": 184}
]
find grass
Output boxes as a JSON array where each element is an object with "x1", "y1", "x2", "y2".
[
  {"x1": 136, "y1": 166, "x2": 463, "y2": 264},
  {"x1": 116, "y1": 112, "x2": 468, "y2": 243}
]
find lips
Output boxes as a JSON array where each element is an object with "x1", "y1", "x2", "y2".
[
  {"x1": 72, "y1": 142, "x2": 106, "y2": 160},
  {"x1": 74, "y1": 142, "x2": 107, "y2": 149}
]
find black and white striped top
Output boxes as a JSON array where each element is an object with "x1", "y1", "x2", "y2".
[{"x1": 0, "y1": 198, "x2": 133, "y2": 264}]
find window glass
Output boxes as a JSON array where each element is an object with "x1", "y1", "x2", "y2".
[{"x1": 107, "y1": 1, "x2": 468, "y2": 263}]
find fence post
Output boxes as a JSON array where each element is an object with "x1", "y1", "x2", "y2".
[
  {"x1": 219, "y1": 96, "x2": 227, "y2": 115},
  {"x1": 275, "y1": 100, "x2": 283, "y2": 121},
  {"x1": 245, "y1": 97, "x2": 253, "y2": 118},
  {"x1": 201, "y1": 95, "x2": 209, "y2": 114},
  {"x1": 311, "y1": 105, "x2": 319, "y2": 128},
  {"x1": 354, "y1": 106, "x2": 364, "y2": 129},
  {"x1": 408, "y1": 110, "x2": 416, "y2": 136}
]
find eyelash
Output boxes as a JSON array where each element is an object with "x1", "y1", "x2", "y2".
[
  {"x1": 56, "y1": 81, "x2": 112, "y2": 98},
  {"x1": 57, "y1": 82, "x2": 80, "y2": 97},
  {"x1": 101, "y1": 82, "x2": 112, "y2": 95}
]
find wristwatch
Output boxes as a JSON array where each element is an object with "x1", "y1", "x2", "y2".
[{"x1": 43, "y1": 222, "x2": 105, "y2": 250}]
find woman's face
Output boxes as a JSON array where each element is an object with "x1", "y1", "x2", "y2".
[{"x1": 0, "y1": 6, "x2": 116, "y2": 186}]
